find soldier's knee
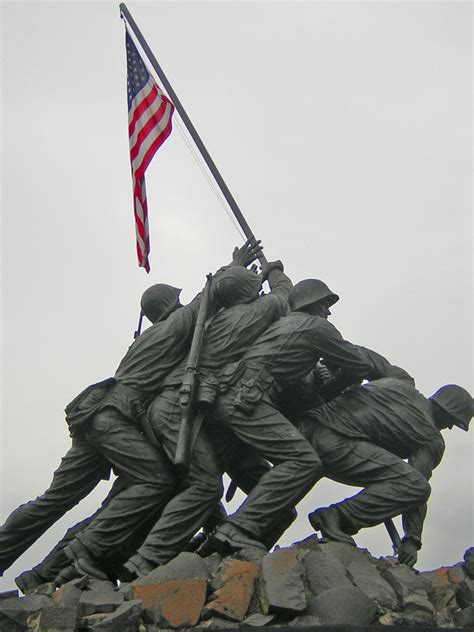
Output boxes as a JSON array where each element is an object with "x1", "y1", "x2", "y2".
[
  {"x1": 300, "y1": 450, "x2": 323, "y2": 480},
  {"x1": 418, "y1": 478, "x2": 431, "y2": 503},
  {"x1": 411, "y1": 473, "x2": 431, "y2": 503}
]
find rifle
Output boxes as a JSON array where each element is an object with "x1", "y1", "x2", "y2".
[
  {"x1": 384, "y1": 518, "x2": 402, "y2": 555},
  {"x1": 174, "y1": 273, "x2": 213, "y2": 471}
]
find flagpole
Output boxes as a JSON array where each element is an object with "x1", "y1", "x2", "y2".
[{"x1": 119, "y1": 3, "x2": 267, "y2": 267}]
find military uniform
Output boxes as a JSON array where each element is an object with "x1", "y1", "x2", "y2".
[
  {"x1": 0, "y1": 299, "x2": 201, "y2": 574},
  {"x1": 128, "y1": 268, "x2": 293, "y2": 568},
  {"x1": 298, "y1": 376, "x2": 443, "y2": 548},
  {"x1": 210, "y1": 311, "x2": 407, "y2": 541}
]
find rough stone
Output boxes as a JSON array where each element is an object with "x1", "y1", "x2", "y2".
[
  {"x1": 454, "y1": 604, "x2": 474, "y2": 627},
  {"x1": 202, "y1": 553, "x2": 223, "y2": 579},
  {"x1": 307, "y1": 585, "x2": 378, "y2": 625},
  {"x1": 137, "y1": 578, "x2": 207, "y2": 628},
  {"x1": 260, "y1": 547, "x2": 306, "y2": 615},
  {"x1": 52, "y1": 583, "x2": 82, "y2": 611},
  {"x1": 196, "y1": 616, "x2": 235, "y2": 628},
  {"x1": 78, "y1": 588, "x2": 124, "y2": 617},
  {"x1": 0, "y1": 595, "x2": 53, "y2": 629},
  {"x1": 133, "y1": 553, "x2": 209, "y2": 587},
  {"x1": 26, "y1": 605, "x2": 77, "y2": 631},
  {"x1": 457, "y1": 578, "x2": 474, "y2": 608},
  {"x1": 234, "y1": 547, "x2": 266, "y2": 566},
  {"x1": 241, "y1": 613, "x2": 275, "y2": 627},
  {"x1": 92, "y1": 599, "x2": 143, "y2": 631},
  {"x1": 346, "y1": 557, "x2": 398, "y2": 610},
  {"x1": 416, "y1": 567, "x2": 462, "y2": 625},
  {"x1": 319, "y1": 540, "x2": 376, "y2": 567},
  {"x1": 381, "y1": 564, "x2": 427, "y2": 600},
  {"x1": 303, "y1": 549, "x2": 352, "y2": 596},
  {"x1": 293, "y1": 534, "x2": 323, "y2": 552},
  {"x1": 203, "y1": 559, "x2": 259, "y2": 622},
  {"x1": 402, "y1": 590, "x2": 435, "y2": 614},
  {"x1": 80, "y1": 612, "x2": 111, "y2": 627}
]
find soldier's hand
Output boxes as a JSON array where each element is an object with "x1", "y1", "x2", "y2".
[
  {"x1": 231, "y1": 237, "x2": 263, "y2": 268},
  {"x1": 398, "y1": 539, "x2": 418, "y2": 567},
  {"x1": 261, "y1": 260, "x2": 284, "y2": 282}
]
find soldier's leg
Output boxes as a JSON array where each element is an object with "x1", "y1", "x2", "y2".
[
  {"x1": 309, "y1": 425, "x2": 431, "y2": 537},
  {"x1": 126, "y1": 389, "x2": 224, "y2": 571},
  {"x1": 211, "y1": 388, "x2": 321, "y2": 541},
  {"x1": 214, "y1": 428, "x2": 297, "y2": 547},
  {"x1": 0, "y1": 435, "x2": 108, "y2": 575},
  {"x1": 70, "y1": 409, "x2": 178, "y2": 562},
  {"x1": 15, "y1": 476, "x2": 129, "y2": 592}
]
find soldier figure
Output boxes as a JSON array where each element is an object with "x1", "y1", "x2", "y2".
[
  {"x1": 121, "y1": 261, "x2": 293, "y2": 578},
  {"x1": 0, "y1": 241, "x2": 261, "y2": 579},
  {"x1": 201, "y1": 279, "x2": 412, "y2": 553},
  {"x1": 297, "y1": 379, "x2": 473, "y2": 566}
]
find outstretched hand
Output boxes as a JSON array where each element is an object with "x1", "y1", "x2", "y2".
[
  {"x1": 231, "y1": 237, "x2": 263, "y2": 268},
  {"x1": 398, "y1": 539, "x2": 418, "y2": 567}
]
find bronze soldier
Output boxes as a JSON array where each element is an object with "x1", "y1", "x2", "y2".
[
  {"x1": 120, "y1": 261, "x2": 294, "y2": 578},
  {"x1": 297, "y1": 379, "x2": 473, "y2": 566},
  {"x1": 0, "y1": 241, "x2": 261, "y2": 579},
  {"x1": 202, "y1": 279, "x2": 412, "y2": 554}
]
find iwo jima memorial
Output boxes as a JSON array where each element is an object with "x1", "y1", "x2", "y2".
[{"x1": 0, "y1": 4, "x2": 472, "y2": 631}]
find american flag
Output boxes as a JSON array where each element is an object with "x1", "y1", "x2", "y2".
[{"x1": 126, "y1": 29, "x2": 174, "y2": 272}]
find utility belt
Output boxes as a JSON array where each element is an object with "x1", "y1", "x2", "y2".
[
  {"x1": 194, "y1": 362, "x2": 244, "y2": 407},
  {"x1": 65, "y1": 379, "x2": 150, "y2": 434},
  {"x1": 195, "y1": 363, "x2": 278, "y2": 415}
]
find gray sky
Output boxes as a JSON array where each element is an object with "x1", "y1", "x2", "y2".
[{"x1": 1, "y1": 1, "x2": 472, "y2": 591}]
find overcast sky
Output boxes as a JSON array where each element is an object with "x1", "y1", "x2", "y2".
[{"x1": 1, "y1": 1, "x2": 472, "y2": 592}]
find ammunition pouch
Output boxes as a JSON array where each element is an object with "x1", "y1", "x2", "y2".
[
  {"x1": 233, "y1": 369, "x2": 276, "y2": 415},
  {"x1": 195, "y1": 362, "x2": 246, "y2": 406},
  {"x1": 195, "y1": 374, "x2": 220, "y2": 406},
  {"x1": 65, "y1": 378, "x2": 116, "y2": 434}
]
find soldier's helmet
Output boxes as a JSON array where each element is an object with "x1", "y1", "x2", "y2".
[
  {"x1": 289, "y1": 279, "x2": 339, "y2": 312},
  {"x1": 214, "y1": 267, "x2": 262, "y2": 307},
  {"x1": 429, "y1": 384, "x2": 474, "y2": 431},
  {"x1": 140, "y1": 284, "x2": 182, "y2": 324}
]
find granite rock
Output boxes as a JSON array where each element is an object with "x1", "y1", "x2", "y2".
[
  {"x1": 203, "y1": 558, "x2": 259, "y2": 622},
  {"x1": 260, "y1": 547, "x2": 307, "y2": 616},
  {"x1": 457, "y1": 578, "x2": 474, "y2": 609},
  {"x1": 92, "y1": 599, "x2": 143, "y2": 631},
  {"x1": 307, "y1": 585, "x2": 378, "y2": 625},
  {"x1": 133, "y1": 553, "x2": 209, "y2": 587},
  {"x1": 26, "y1": 605, "x2": 77, "y2": 631},
  {"x1": 0, "y1": 594, "x2": 53, "y2": 629},
  {"x1": 138, "y1": 578, "x2": 207, "y2": 628},
  {"x1": 78, "y1": 587, "x2": 124, "y2": 617},
  {"x1": 303, "y1": 549, "x2": 352, "y2": 596},
  {"x1": 346, "y1": 557, "x2": 398, "y2": 610}
]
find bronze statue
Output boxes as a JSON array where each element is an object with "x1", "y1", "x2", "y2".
[
  {"x1": 199, "y1": 280, "x2": 411, "y2": 554},
  {"x1": 120, "y1": 261, "x2": 293, "y2": 578},
  {"x1": 297, "y1": 379, "x2": 473, "y2": 567},
  {"x1": 0, "y1": 241, "x2": 262, "y2": 580}
]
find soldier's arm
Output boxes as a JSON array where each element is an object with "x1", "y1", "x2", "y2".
[
  {"x1": 400, "y1": 438, "x2": 445, "y2": 565},
  {"x1": 260, "y1": 260, "x2": 293, "y2": 316},
  {"x1": 312, "y1": 319, "x2": 414, "y2": 383}
]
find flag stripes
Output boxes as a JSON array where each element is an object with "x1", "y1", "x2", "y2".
[{"x1": 126, "y1": 28, "x2": 174, "y2": 271}]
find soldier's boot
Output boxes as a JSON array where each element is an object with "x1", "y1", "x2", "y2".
[
  {"x1": 15, "y1": 569, "x2": 47, "y2": 594},
  {"x1": 120, "y1": 553, "x2": 155, "y2": 582},
  {"x1": 308, "y1": 507, "x2": 356, "y2": 546},
  {"x1": 64, "y1": 539, "x2": 109, "y2": 581},
  {"x1": 198, "y1": 522, "x2": 266, "y2": 557},
  {"x1": 54, "y1": 563, "x2": 83, "y2": 588}
]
